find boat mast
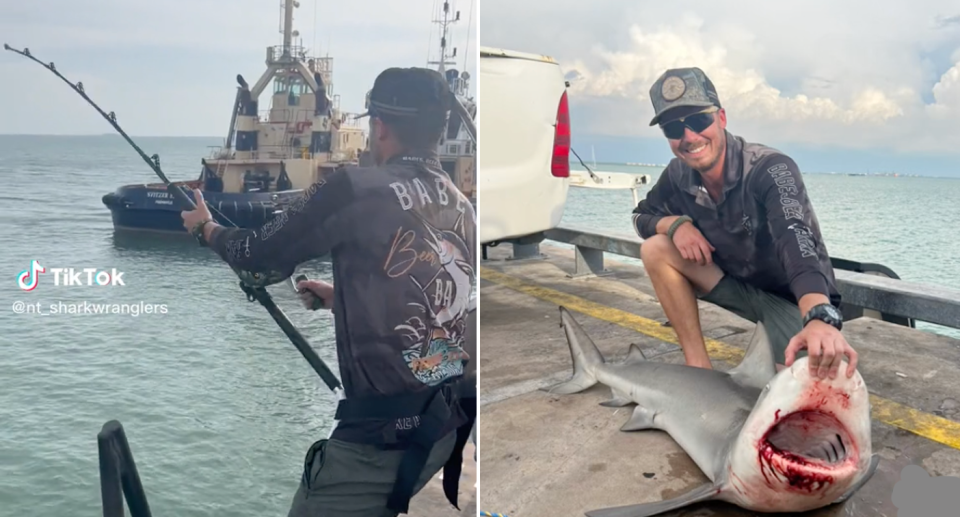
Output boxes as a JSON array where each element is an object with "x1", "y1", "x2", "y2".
[
  {"x1": 428, "y1": 1, "x2": 459, "y2": 74},
  {"x1": 282, "y1": 0, "x2": 296, "y2": 53}
]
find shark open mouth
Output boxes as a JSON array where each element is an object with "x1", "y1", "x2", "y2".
[{"x1": 757, "y1": 410, "x2": 856, "y2": 492}]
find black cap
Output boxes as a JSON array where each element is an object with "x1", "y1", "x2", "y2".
[
  {"x1": 648, "y1": 67, "x2": 722, "y2": 126},
  {"x1": 357, "y1": 67, "x2": 452, "y2": 119}
]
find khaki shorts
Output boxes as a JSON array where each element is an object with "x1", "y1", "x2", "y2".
[
  {"x1": 287, "y1": 431, "x2": 457, "y2": 517},
  {"x1": 698, "y1": 275, "x2": 804, "y2": 365}
]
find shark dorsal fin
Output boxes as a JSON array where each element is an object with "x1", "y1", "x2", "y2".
[
  {"x1": 624, "y1": 343, "x2": 647, "y2": 364},
  {"x1": 727, "y1": 321, "x2": 777, "y2": 390}
]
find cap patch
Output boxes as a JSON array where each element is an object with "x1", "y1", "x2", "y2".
[{"x1": 661, "y1": 76, "x2": 686, "y2": 102}]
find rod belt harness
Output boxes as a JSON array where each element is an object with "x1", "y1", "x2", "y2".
[{"x1": 334, "y1": 371, "x2": 477, "y2": 513}]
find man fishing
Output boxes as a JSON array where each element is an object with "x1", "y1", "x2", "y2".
[
  {"x1": 632, "y1": 67, "x2": 857, "y2": 381},
  {"x1": 181, "y1": 67, "x2": 477, "y2": 517}
]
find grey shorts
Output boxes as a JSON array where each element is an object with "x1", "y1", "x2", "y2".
[
  {"x1": 698, "y1": 275, "x2": 803, "y2": 365},
  {"x1": 287, "y1": 431, "x2": 457, "y2": 517}
]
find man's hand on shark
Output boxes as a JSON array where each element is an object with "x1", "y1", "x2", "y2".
[{"x1": 784, "y1": 320, "x2": 859, "y2": 380}]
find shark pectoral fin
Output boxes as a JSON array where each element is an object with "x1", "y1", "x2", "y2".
[
  {"x1": 834, "y1": 454, "x2": 881, "y2": 504},
  {"x1": 600, "y1": 388, "x2": 633, "y2": 407},
  {"x1": 620, "y1": 405, "x2": 658, "y2": 431},
  {"x1": 727, "y1": 321, "x2": 777, "y2": 391},
  {"x1": 584, "y1": 482, "x2": 721, "y2": 517}
]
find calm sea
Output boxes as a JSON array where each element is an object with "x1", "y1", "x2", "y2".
[
  {"x1": 0, "y1": 135, "x2": 339, "y2": 516},
  {"x1": 0, "y1": 135, "x2": 957, "y2": 516},
  {"x1": 564, "y1": 162, "x2": 960, "y2": 340}
]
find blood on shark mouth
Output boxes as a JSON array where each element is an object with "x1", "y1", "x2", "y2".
[{"x1": 757, "y1": 410, "x2": 857, "y2": 493}]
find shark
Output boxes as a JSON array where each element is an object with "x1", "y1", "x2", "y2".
[{"x1": 545, "y1": 306, "x2": 880, "y2": 516}]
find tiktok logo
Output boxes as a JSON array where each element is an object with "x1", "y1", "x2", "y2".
[{"x1": 17, "y1": 260, "x2": 45, "y2": 291}]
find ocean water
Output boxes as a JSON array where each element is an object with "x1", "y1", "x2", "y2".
[
  {"x1": 563, "y1": 162, "x2": 960, "y2": 340},
  {"x1": 0, "y1": 135, "x2": 339, "y2": 516}
]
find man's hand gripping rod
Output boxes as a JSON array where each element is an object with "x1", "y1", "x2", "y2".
[{"x1": 4, "y1": 43, "x2": 343, "y2": 396}]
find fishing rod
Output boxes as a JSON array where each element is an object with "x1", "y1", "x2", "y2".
[{"x1": 4, "y1": 43, "x2": 342, "y2": 394}]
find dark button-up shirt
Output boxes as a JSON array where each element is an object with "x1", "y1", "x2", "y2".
[
  {"x1": 632, "y1": 131, "x2": 840, "y2": 307},
  {"x1": 207, "y1": 150, "x2": 476, "y2": 444}
]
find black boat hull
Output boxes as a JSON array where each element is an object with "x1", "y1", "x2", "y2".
[{"x1": 102, "y1": 180, "x2": 303, "y2": 233}]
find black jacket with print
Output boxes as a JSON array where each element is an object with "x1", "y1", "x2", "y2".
[
  {"x1": 632, "y1": 131, "x2": 841, "y2": 307},
  {"x1": 207, "y1": 150, "x2": 476, "y2": 444}
]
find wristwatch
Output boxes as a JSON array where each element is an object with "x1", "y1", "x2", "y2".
[{"x1": 802, "y1": 303, "x2": 843, "y2": 331}]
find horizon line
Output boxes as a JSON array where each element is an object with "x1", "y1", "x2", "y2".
[{"x1": 0, "y1": 133, "x2": 224, "y2": 138}]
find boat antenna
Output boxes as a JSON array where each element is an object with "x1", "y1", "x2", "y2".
[
  {"x1": 428, "y1": 0, "x2": 458, "y2": 74},
  {"x1": 2, "y1": 43, "x2": 343, "y2": 395},
  {"x1": 463, "y1": 0, "x2": 473, "y2": 73},
  {"x1": 570, "y1": 147, "x2": 602, "y2": 183}
]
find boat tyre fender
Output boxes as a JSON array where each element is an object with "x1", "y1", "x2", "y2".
[{"x1": 333, "y1": 371, "x2": 477, "y2": 513}]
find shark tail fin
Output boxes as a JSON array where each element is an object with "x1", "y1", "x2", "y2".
[
  {"x1": 584, "y1": 483, "x2": 721, "y2": 517},
  {"x1": 542, "y1": 306, "x2": 605, "y2": 395}
]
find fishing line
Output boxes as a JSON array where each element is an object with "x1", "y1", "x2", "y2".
[
  {"x1": 570, "y1": 146, "x2": 601, "y2": 182},
  {"x1": 4, "y1": 43, "x2": 343, "y2": 395}
]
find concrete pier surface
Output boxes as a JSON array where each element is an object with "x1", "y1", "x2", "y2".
[{"x1": 477, "y1": 243, "x2": 960, "y2": 517}]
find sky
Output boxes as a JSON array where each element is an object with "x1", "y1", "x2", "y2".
[
  {"x1": 479, "y1": 0, "x2": 960, "y2": 177},
  {"x1": 0, "y1": 0, "x2": 476, "y2": 138}
]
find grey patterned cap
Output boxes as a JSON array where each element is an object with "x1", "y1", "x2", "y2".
[
  {"x1": 356, "y1": 67, "x2": 452, "y2": 119},
  {"x1": 648, "y1": 67, "x2": 722, "y2": 126}
]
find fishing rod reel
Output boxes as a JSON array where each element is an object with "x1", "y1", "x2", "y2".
[{"x1": 291, "y1": 273, "x2": 325, "y2": 310}]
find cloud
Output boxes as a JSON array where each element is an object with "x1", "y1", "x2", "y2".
[
  {"x1": 0, "y1": 0, "x2": 477, "y2": 136},
  {"x1": 935, "y1": 14, "x2": 960, "y2": 28},
  {"x1": 479, "y1": 0, "x2": 960, "y2": 155}
]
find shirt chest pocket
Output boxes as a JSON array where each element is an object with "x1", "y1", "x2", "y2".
[{"x1": 716, "y1": 201, "x2": 758, "y2": 237}]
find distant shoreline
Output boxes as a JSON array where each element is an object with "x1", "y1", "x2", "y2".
[{"x1": 570, "y1": 161, "x2": 958, "y2": 180}]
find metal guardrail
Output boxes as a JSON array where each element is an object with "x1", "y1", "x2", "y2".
[
  {"x1": 533, "y1": 225, "x2": 960, "y2": 330},
  {"x1": 98, "y1": 420, "x2": 152, "y2": 517}
]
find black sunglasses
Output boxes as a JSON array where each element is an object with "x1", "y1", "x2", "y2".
[{"x1": 659, "y1": 109, "x2": 717, "y2": 140}]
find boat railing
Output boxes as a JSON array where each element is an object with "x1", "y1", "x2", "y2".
[
  {"x1": 260, "y1": 108, "x2": 310, "y2": 125},
  {"x1": 98, "y1": 420, "x2": 152, "y2": 517},
  {"x1": 206, "y1": 144, "x2": 310, "y2": 161},
  {"x1": 449, "y1": 76, "x2": 471, "y2": 98},
  {"x1": 338, "y1": 114, "x2": 365, "y2": 129},
  {"x1": 207, "y1": 145, "x2": 232, "y2": 160},
  {"x1": 267, "y1": 45, "x2": 334, "y2": 69}
]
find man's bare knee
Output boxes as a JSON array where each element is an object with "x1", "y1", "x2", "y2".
[
  {"x1": 640, "y1": 234, "x2": 677, "y2": 266},
  {"x1": 641, "y1": 234, "x2": 723, "y2": 292}
]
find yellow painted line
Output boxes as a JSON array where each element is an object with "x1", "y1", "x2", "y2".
[
  {"x1": 480, "y1": 266, "x2": 743, "y2": 364},
  {"x1": 480, "y1": 266, "x2": 960, "y2": 451}
]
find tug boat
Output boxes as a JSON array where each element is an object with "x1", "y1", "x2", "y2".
[
  {"x1": 101, "y1": 0, "x2": 367, "y2": 233},
  {"x1": 102, "y1": 0, "x2": 477, "y2": 233}
]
